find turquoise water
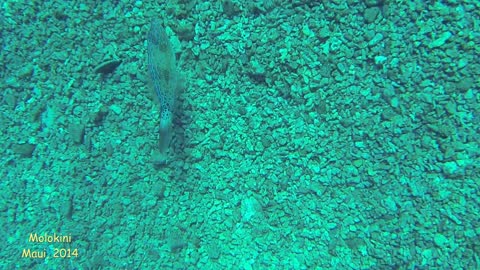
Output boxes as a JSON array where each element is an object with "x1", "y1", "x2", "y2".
[{"x1": 1, "y1": 0, "x2": 479, "y2": 269}]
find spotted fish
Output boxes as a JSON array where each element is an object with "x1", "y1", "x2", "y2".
[{"x1": 147, "y1": 19, "x2": 178, "y2": 157}]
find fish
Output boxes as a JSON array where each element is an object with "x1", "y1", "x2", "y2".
[{"x1": 147, "y1": 19, "x2": 178, "y2": 158}]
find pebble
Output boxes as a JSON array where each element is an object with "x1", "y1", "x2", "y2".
[
  {"x1": 369, "y1": 33, "x2": 384, "y2": 46},
  {"x1": 110, "y1": 104, "x2": 122, "y2": 115},
  {"x1": 364, "y1": 7, "x2": 380, "y2": 23},
  {"x1": 434, "y1": 233, "x2": 449, "y2": 248},
  {"x1": 364, "y1": 0, "x2": 383, "y2": 7},
  {"x1": 12, "y1": 143, "x2": 36, "y2": 157},
  {"x1": 68, "y1": 123, "x2": 85, "y2": 144},
  {"x1": 429, "y1": 31, "x2": 452, "y2": 48}
]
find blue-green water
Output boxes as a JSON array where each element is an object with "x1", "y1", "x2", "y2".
[{"x1": 1, "y1": 0, "x2": 479, "y2": 269}]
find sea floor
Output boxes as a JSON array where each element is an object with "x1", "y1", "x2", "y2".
[{"x1": 1, "y1": 0, "x2": 479, "y2": 269}]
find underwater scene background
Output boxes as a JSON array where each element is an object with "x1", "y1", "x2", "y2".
[{"x1": 1, "y1": 0, "x2": 479, "y2": 269}]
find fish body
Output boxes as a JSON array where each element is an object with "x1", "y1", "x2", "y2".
[{"x1": 147, "y1": 19, "x2": 177, "y2": 155}]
